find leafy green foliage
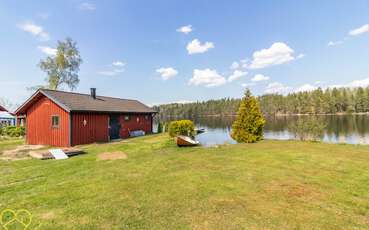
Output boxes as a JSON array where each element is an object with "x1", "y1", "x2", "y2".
[
  {"x1": 0, "y1": 126, "x2": 25, "y2": 137},
  {"x1": 153, "y1": 98, "x2": 240, "y2": 119},
  {"x1": 231, "y1": 89, "x2": 265, "y2": 143},
  {"x1": 259, "y1": 87, "x2": 369, "y2": 115},
  {"x1": 155, "y1": 87, "x2": 369, "y2": 117},
  {"x1": 288, "y1": 116, "x2": 326, "y2": 141},
  {"x1": 157, "y1": 122, "x2": 163, "y2": 133},
  {"x1": 168, "y1": 120, "x2": 195, "y2": 137},
  {"x1": 38, "y1": 38, "x2": 82, "y2": 90}
]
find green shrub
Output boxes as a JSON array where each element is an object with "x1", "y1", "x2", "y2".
[
  {"x1": 168, "y1": 120, "x2": 195, "y2": 137},
  {"x1": 1, "y1": 126, "x2": 26, "y2": 137},
  {"x1": 157, "y1": 122, "x2": 163, "y2": 133},
  {"x1": 231, "y1": 89, "x2": 265, "y2": 143},
  {"x1": 288, "y1": 116, "x2": 326, "y2": 141}
]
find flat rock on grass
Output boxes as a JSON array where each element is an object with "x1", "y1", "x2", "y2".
[
  {"x1": 97, "y1": 151, "x2": 128, "y2": 161},
  {"x1": 1, "y1": 145, "x2": 44, "y2": 160}
]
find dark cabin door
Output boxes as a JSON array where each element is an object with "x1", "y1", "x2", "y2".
[{"x1": 109, "y1": 115, "x2": 121, "y2": 140}]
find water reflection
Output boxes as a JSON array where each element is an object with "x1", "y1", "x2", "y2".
[{"x1": 157, "y1": 115, "x2": 369, "y2": 146}]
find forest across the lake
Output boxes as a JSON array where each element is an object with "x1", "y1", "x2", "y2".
[{"x1": 154, "y1": 87, "x2": 369, "y2": 118}]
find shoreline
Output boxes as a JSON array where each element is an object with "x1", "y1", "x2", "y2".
[{"x1": 159, "y1": 112, "x2": 369, "y2": 118}]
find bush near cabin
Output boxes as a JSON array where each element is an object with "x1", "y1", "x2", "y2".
[
  {"x1": 231, "y1": 89, "x2": 265, "y2": 143},
  {"x1": 157, "y1": 122, "x2": 163, "y2": 133},
  {"x1": 0, "y1": 126, "x2": 25, "y2": 137},
  {"x1": 168, "y1": 120, "x2": 195, "y2": 137}
]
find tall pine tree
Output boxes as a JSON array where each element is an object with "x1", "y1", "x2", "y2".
[{"x1": 231, "y1": 89, "x2": 265, "y2": 143}]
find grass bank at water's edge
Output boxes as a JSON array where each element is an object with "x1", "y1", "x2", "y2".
[{"x1": 0, "y1": 134, "x2": 369, "y2": 229}]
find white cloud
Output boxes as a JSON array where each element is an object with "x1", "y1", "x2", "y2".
[
  {"x1": 328, "y1": 40, "x2": 343, "y2": 47},
  {"x1": 37, "y1": 46, "x2": 57, "y2": 56},
  {"x1": 186, "y1": 39, "x2": 214, "y2": 55},
  {"x1": 294, "y1": 84, "x2": 317, "y2": 93},
  {"x1": 349, "y1": 24, "x2": 369, "y2": 36},
  {"x1": 98, "y1": 68, "x2": 124, "y2": 76},
  {"x1": 296, "y1": 53, "x2": 305, "y2": 59},
  {"x1": 230, "y1": 61, "x2": 240, "y2": 70},
  {"x1": 189, "y1": 69, "x2": 226, "y2": 87},
  {"x1": 148, "y1": 100, "x2": 195, "y2": 107},
  {"x1": 113, "y1": 68, "x2": 125, "y2": 73},
  {"x1": 265, "y1": 82, "x2": 291, "y2": 94},
  {"x1": 347, "y1": 78, "x2": 369, "y2": 88},
  {"x1": 38, "y1": 13, "x2": 49, "y2": 20},
  {"x1": 79, "y1": 2, "x2": 96, "y2": 11},
  {"x1": 99, "y1": 61, "x2": 126, "y2": 76},
  {"x1": 230, "y1": 59, "x2": 249, "y2": 69},
  {"x1": 241, "y1": 82, "x2": 256, "y2": 88},
  {"x1": 228, "y1": 70, "x2": 247, "y2": 82},
  {"x1": 156, "y1": 67, "x2": 178, "y2": 80},
  {"x1": 240, "y1": 59, "x2": 249, "y2": 68},
  {"x1": 328, "y1": 77, "x2": 369, "y2": 89},
  {"x1": 17, "y1": 21, "x2": 49, "y2": 41},
  {"x1": 112, "y1": 61, "x2": 125, "y2": 67},
  {"x1": 176, "y1": 25, "x2": 192, "y2": 34},
  {"x1": 174, "y1": 100, "x2": 195, "y2": 104},
  {"x1": 251, "y1": 74, "x2": 270, "y2": 82},
  {"x1": 248, "y1": 42, "x2": 296, "y2": 69}
]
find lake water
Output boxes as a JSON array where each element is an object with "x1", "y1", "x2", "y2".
[{"x1": 157, "y1": 115, "x2": 369, "y2": 146}]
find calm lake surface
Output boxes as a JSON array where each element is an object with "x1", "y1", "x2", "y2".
[{"x1": 157, "y1": 115, "x2": 369, "y2": 146}]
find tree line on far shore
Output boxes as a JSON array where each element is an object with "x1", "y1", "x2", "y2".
[{"x1": 154, "y1": 87, "x2": 369, "y2": 118}]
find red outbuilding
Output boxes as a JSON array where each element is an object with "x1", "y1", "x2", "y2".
[{"x1": 15, "y1": 88, "x2": 157, "y2": 147}]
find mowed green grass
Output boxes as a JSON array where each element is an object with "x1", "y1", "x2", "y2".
[
  {"x1": 0, "y1": 138, "x2": 24, "y2": 154},
  {"x1": 1, "y1": 134, "x2": 369, "y2": 229}
]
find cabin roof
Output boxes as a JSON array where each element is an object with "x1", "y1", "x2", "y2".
[
  {"x1": 15, "y1": 89, "x2": 157, "y2": 114},
  {"x1": 0, "y1": 105, "x2": 8, "y2": 112}
]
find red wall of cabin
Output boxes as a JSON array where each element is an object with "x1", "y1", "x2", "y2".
[
  {"x1": 71, "y1": 113, "x2": 109, "y2": 146},
  {"x1": 26, "y1": 96, "x2": 70, "y2": 147},
  {"x1": 119, "y1": 114, "x2": 152, "y2": 138},
  {"x1": 72, "y1": 113, "x2": 152, "y2": 145}
]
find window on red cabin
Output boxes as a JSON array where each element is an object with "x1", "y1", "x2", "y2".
[
  {"x1": 124, "y1": 115, "x2": 130, "y2": 121},
  {"x1": 145, "y1": 115, "x2": 149, "y2": 120},
  {"x1": 51, "y1": 115, "x2": 60, "y2": 128}
]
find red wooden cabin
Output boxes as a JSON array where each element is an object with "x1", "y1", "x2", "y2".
[{"x1": 15, "y1": 88, "x2": 157, "y2": 147}]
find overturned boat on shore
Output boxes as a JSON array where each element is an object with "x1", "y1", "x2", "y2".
[{"x1": 175, "y1": 135, "x2": 200, "y2": 147}]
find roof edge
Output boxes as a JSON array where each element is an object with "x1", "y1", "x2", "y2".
[
  {"x1": 14, "y1": 89, "x2": 71, "y2": 114},
  {"x1": 40, "y1": 89, "x2": 71, "y2": 112},
  {"x1": 0, "y1": 105, "x2": 8, "y2": 112}
]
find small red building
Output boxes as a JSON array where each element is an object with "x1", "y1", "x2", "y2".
[{"x1": 15, "y1": 88, "x2": 156, "y2": 147}]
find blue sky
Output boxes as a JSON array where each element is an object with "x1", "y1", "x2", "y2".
[{"x1": 1, "y1": 0, "x2": 369, "y2": 108}]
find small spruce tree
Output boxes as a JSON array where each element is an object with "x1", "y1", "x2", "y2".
[
  {"x1": 157, "y1": 122, "x2": 163, "y2": 133},
  {"x1": 231, "y1": 89, "x2": 265, "y2": 143}
]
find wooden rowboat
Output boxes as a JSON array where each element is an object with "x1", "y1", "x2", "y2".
[{"x1": 175, "y1": 135, "x2": 200, "y2": 147}]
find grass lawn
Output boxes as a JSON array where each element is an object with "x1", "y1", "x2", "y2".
[
  {"x1": 0, "y1": 138, "x2": 24, "y2": 154},
  {"x1": 1, "y1": 134, "x2": 369, "y2": 229}
]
